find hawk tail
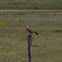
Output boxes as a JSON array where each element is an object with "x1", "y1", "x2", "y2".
[{"x1": 34, "y1": 32, "x2": 39, "y2": 35}]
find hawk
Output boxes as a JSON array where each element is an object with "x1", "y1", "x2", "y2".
[{"x1": 25, "y1": 25, "x2": 38, "y2": 35}]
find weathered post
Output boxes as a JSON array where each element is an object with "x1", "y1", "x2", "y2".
[{"x1": 28, "y1": 35, "x2": 32, "y2": 62}]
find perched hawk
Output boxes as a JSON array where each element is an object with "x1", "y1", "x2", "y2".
[{"x1": 25, "y1": 25, "x2": 38, "y2": 35}]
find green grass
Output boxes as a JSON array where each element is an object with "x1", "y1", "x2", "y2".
[
  {"x1": 0, "y1": 21, "x2": 7, "y2": 26},
  {"x1": 0, "y1": 5, "x2": 62, "y2": 10},
  {"x1": 0, "y1": 1, "x2": 34, "y2": 5},
  {"x1": 52, "y1": 30, "x2": 62, "y2": 32},
  {"x1": 0, "y1": 0, "x2": 62, "y2": 4},
  {"x1": 0, "y1": 1, "x2": 62, "y2": 9},
  {"x1": 0, "y1": 11, "x2": 62, "y2": 62},
  {"x1": 15, "y1": 13, "x2": 26, "y2": 15}
]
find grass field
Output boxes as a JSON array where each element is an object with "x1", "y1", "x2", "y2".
[
  {"x1": 0, "y1": 3, "x2": 62, "y2": 9},
  {"x1": 0, "y1": 0, "x2": 62, "y2": 9},
  {"x1": 0, "y1": 10, "x2": 62, "y2": 62}
]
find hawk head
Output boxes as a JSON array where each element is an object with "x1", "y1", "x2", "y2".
[{"x1": 25, "y1": 25, "x2": 29, "y2": 28}]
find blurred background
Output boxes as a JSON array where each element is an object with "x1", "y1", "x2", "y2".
[{"x1": 0, "y1": 0, "x2": 62, "y2": 62}]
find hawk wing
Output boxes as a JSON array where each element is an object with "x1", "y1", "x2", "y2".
[{"x1": 27, "y1": 27, "x2": 34, "y2": 33}]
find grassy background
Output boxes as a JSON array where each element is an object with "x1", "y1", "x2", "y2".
[
  {"x1": 0, "y1": 21, "x2": 7, "y2": 26},
  {"x1": 0, "y1": 10, "x2": 62, "y2": 62},
  {"x1": 0, "y1": 0, "x2": 62, "y2": 9},
  {"x1": 0, "y1": 3, "x2": 62, "y2": 9}
]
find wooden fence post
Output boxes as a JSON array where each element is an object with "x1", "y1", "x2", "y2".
[{"x1": 28, "y1": 35, "x2": 32, "y2": 62}]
